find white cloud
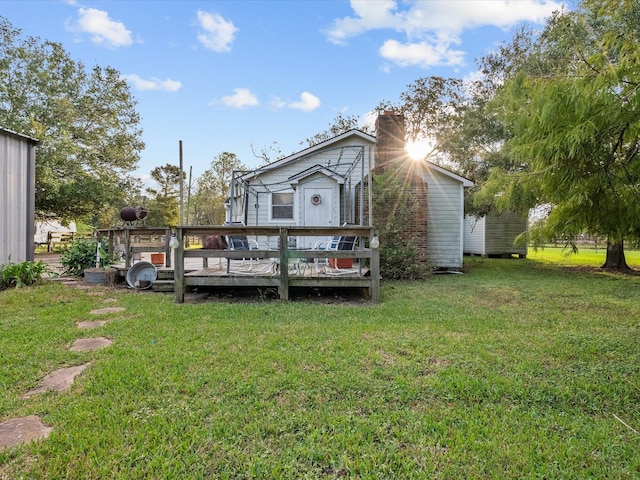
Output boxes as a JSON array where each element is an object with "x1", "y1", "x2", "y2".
[
  {"x1": 326, "y1": 0, "x2": 564, "y2": 68},
  {"x1": 196, "y1": 10, "x2": 238, "y2": 52},
  {"x1": 122, "y1": 74, "x2": 182, "y2": 92},
  {"x1": 222, "y1": 88, "x2": 259, "y2": 108},
  {"x1": 70, "y1": 7, "x2": 133, "y2": 48},
  {"x1": 269, "y1": 96, "x2": 287, "y2": 109},
  {"x1": 288, "y1": 92, "x2": 321, "y2": 112},
  {"x1": 325, "y1": 0, "x2": 401, "y2": 45},
  {"x1": 380, "y1": 39, "x2": 465, "y2": 68}
]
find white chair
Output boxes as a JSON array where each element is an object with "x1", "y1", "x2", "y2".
[{"x1": 314, "y1": 236, "x2": 357, "y2": 275}]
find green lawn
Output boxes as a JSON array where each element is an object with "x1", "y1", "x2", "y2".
[
  {"x1": 527, "y1": 245, "x2": 640, "y2": 268},
  {"x1": 1, "y1": 257, "x2": 639, "y2": 478}
]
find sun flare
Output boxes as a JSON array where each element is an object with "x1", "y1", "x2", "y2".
[{"x1": 405, "y1": 138, "x2": 435, "y2": 161}]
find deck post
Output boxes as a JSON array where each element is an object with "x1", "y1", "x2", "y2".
[
  {"x1": 103, "y1": 230, "x2": 114, "y2": 255},
  {"x1": 124, "y1": 229, "x2": 132, "y2": 268},
  {"x1": 174, "y1": 227, "x2": 185, "y2": 303},
  {"x1": 279, "y1": 228, "x2": 289, "y2": 301},
  {"x1": 370, "y1": 228, "x2": 380, "y2": 304},
  {"x1": 165, "y1": 228, "x2": 172, "y2": 268}
]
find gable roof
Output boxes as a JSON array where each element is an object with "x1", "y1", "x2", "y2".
[
  {"x1": 422, "y1": 160, "x2": 474, "y2": 187},
  {"x1": 238, "y1": 127, "x2": 473, "y2": 188},
  {"x1": 240, "y1": 129, "x2": 374, "y2": 182},
  {"x1": 288, "y1": 164, "x2": 345, "y2": 188}
]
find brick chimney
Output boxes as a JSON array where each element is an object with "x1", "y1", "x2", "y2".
[
  {"x1": 373, "y1": 110, "x2": 430, "y2": 263},
  {"x1": 374, "y1": 111, "x2": 407, "y2": 172}
]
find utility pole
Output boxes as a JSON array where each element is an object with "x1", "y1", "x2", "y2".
[{"x1": 179, "y1": 140, "x2": 184, "y2": 225}]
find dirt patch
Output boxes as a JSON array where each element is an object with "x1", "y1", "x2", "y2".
[
  {"x1": 23, "y1": 363, "x2": 90, "y2": 398},
  {"x1": 188, "y1": 286, "x2": 371, "y2": 304},
  {"x1": 0, "y1": 416, "x2": 52, "y2": 450},
  {"x1": 69, "y1": 337, "x2": 112, "y2": 352}
]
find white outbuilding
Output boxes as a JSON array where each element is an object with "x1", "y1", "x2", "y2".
[{"x1": 463, "y1": 211, "x2": 528, "y2": 258}]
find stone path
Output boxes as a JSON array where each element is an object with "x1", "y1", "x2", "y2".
[
  {"x1": 0, "y1": 299, "x2": 125, "y2": 452},
  {"x1": 0, "y1": 416, "x2": 53, "y2": 450},
  {"x1": 23, "y1": 364, "x2": 90, "y2": 398},
  {"x1": 77, "y1": 320, "x2": 106, "y2": 329},
  {"x1": 69, "y1": 337, "x2": 112, "y2": 352},
  {"x1": 90, "y1": 307, "x2": 125, "y2": 315}
]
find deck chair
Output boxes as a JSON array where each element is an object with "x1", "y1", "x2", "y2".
[
  {"x1": 314, "y1": 235, "x2": 358, "y2": 274},
  {"x1": 226, "y1": 234, "x2": 273, "y2": 273}
]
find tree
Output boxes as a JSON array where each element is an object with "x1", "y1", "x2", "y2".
[
  {"x1": 145, "y1": 164, "x2": 184, "y2": 227},
  {"x1": 192, "y1": 152, "x2": 245, "y2": 225},
  {"x1": 251, "y1": 141, "x2": 284, "y2": 166},
  {"x1": 375, "y1": 77, "x2": 509, "y2": 216},
  {"x1": 484, "y1": 0, "x2": 640, "y2": 270},
  {"x1": 304, "y1": 112, "x2": 373, "y2": 147},
  {"x1": 0, "y1": 17, "x2": 144, "y2": 224}
]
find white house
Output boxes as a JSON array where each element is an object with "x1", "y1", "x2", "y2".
[
  {"x1": 228, "y1": 129, "x2": 375, "y2": 249},
  {"x1": 227, "y1": 114, "x2": 473, "y2": 270},
  {"x1": 0, "y1": 127, "x2": 38, "y2": 266}
]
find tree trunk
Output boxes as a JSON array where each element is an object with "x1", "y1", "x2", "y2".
[{"x1": 601, "y1": 240, "x2": 630, "y2": 270}]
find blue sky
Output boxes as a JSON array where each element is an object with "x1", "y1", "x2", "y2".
[{"x1": 2, "y1": 0, "x2": 565, "y2": 185}]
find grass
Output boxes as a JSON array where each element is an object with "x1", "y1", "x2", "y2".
[
  {"x1": 527, "y1": 244, "x2": 640, "y2": 268},
  {"x1": 1, "y1": 256, "x2": 639, "y2": 478}
]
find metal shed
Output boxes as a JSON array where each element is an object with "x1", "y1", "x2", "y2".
[{"x1": 0, "y1": 127, "x2": 39, "y2": 265}]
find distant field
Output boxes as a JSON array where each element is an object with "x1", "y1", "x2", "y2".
[{"x1": 527, "y1": 245, "x2": 640, "y2": 268}]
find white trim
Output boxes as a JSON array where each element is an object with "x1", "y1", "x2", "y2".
[{"x1": 424, "y1": 161, "x2": 474, "y2": 187}]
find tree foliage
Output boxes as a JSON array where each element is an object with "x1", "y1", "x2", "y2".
[
  {"x1": 376, "y1": 76, "x2": 507, "y2": 216},
  {"x1": 192, "y1": 152, "x2": 245, "y2": 225},
  {"x1": 0, "y1": 17, "x2": 144, "y2": 224},
  {"x1": 484, "y1": 0, "x2": 640, "y2": 269},
  {"x1": 145, "y1": 164, "x2": 184, "y2": 227}
]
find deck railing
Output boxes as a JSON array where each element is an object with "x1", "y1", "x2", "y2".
[
  {"x1": 174, "y1": 225, "x2": 379, "y2": 303},
  {"x1": 98, "y1": 227, "x2": 172, "y2": 268},
  {"x1": 97, "y1": 226, "x2": 381, "y2": 303}
]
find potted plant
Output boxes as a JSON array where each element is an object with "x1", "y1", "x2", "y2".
[{"x1": 61, "y1": 239, "x2": 120, "y2": 285}]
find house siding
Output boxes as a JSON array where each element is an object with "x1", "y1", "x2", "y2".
[
  {"x1": 421, "y1": 167, "x2": 466, "y2": 269},
  {"x1": 463, "y1": 215, "x2": 486, "y2": 255},
  {"x1": 0, "y1": 128, "x2": 37, "y2": 265}
]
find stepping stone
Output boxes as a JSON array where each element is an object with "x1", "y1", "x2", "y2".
[
  {"x1": 90, "y1": 307, "x2": 125, "y2": 315},
  {"x1": 0, "y1": 416, "x2": 52, "y2": 450},
  {"x1": 103, "y1": 298, "x2": 118, "y2": 303},
  {"x1": 69, "y1": 337, "x2": 112, "y2": 352},
  {"x1": 23, "y1": 363, "x2": 90, "y2": 398},
  {"x1": 76, "y1": 320, "x2": 106, "y2": 329}
]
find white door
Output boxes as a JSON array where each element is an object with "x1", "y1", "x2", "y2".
[{"x1": 301, "y1": 187, "x2": 332, "y2": 249}]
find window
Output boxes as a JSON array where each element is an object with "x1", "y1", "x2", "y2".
[{"x1": 271, "y1": 192, "x2": 294, "y2": 220}]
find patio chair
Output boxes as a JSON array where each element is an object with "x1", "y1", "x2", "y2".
[
  {"x1": 226, "y1": 234, "x2": 273, "y2": 273},
  {"x1": 313, "y1": 235, "x2": 358, "y2": 275}
]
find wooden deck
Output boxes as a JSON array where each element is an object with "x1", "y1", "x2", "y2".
[{"x1": 100, "y1": 226, "x2": 380, "y2": 303}]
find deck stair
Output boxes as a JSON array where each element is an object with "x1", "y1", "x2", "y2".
[{"x1": 151, "y1": 269, "x2": 175, "y2": 292}]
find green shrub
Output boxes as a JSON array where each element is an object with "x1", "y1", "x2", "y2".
[
  {"x1": 372, "y1": 170, "x2": 433, "y2": 280},
  {"x1": 0, "y1": 259, "x2": 51, "y2": 289},
  {"x1": 60, "y1": 239, "x2": 119, "y2": 276}
]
